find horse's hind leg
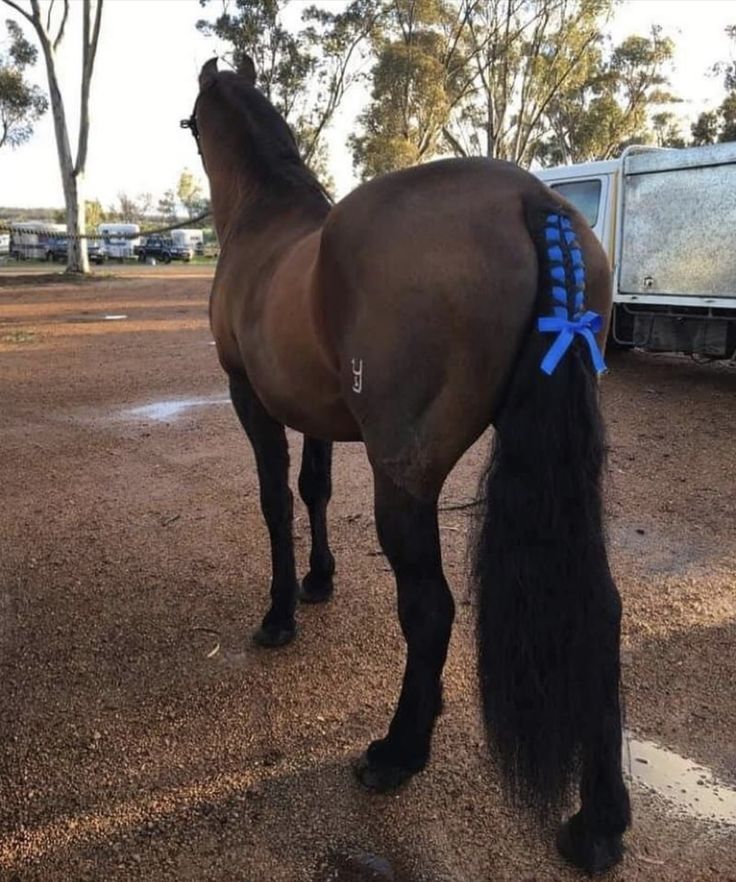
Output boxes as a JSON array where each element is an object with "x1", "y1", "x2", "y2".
[
  {"x1": 229, "y1": 373, "x2": 299, "y2": 647},
  {"x1": 355, "y1": 469, "x2": 455, "y2": 791},
  {"x1": 298, "y1": 437, "x2": 335, "y2": 603}
]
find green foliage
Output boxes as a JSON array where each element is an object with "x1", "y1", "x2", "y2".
[
  {"x1": 350, "y1": 0, "x2": 475, "y2": 179},
  {"x1": 650, "y1": 111, "x2": 685, "y2": 149},
  {"x1": 0, "y1": 18, "x2": 48, "y2": 149},
  {"x1": 196, "y1": 1, "x2": 730, "y2": 184},
  {"x1": 177, "y1": 168, "x2": 205, "y2": 218},
  {"x1": 461, "y1": 0, "x2": 618, "y2": 166},
  {"x1": 691, "y1": 109, "x2": 719, "y2": 146},
  {"x1": 691, "y1": 25, "x2": 736, "y2": 145},
  {"x1": 537, "y1": 23, "x2": 679, "y2": 164},
  {"x1": 720, "y1": 92, "x2": 736, "y2": 143},
  {"x1": 197, "y1": 0, "x2": 381, "y2": 183},
  {"x1": 157, "y1": 189, "x2": 177, "y2": 222},
  {"x1": 85, "y1": 198, "x2": 105, "y2": 230},
  {"x1": 352, "y1": 0, "x2": 682, "y2": 175}
]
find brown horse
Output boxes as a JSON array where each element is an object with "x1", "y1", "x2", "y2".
[{"x1": 183, "y1": 57, "x2": 630, "y2": 874}]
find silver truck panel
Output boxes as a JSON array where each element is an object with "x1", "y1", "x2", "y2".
[{"x1": 619, "y1": 145, "x2": 736, "y2": 302}]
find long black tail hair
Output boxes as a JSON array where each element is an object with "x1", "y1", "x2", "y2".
[{"x1": 472, "y1": 201, "x2": 623, "y2": 820}]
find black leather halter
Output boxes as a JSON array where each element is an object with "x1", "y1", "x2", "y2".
[{"x1": 180, "y1": 98, "x2": 202, "y2": 157}]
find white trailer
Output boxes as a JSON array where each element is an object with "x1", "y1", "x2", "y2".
[
  {"x1": 536, "y1": 142, "x2": 736, "y2": 359},
  {"x1": 9, "y1": 221, "x2": 66, "y2": 260},
  {"x1": 170, "y1": 228, "x2": 204, "y2": 252},
  {"x1": 97, "y1": 223, "x2": 141, "y2": 260}
]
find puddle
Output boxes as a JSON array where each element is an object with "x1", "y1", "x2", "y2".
[
  {"x1": 627, "y1": 735, "x2": 736, "y2": 826},
  {"x1": 63, "y1": 313, "x2": 128, "y2": 323},
  {"x1": 125, "y1": 396, "x2": 230, "y2": 422}
]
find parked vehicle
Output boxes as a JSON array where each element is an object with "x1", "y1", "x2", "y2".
[
  {"x1": 45, "y1": 237, "x2": 69, "y2": 262},
  {"x1": 87, "y1": 240, "x2": 105, "y2": 264},
  {"x1": 97, "y1": 223, "x2": 140, "y2": 260},
  {"x1": 170, "y1": 228, "x2": 203, "y2": 253},
  {"x1": 0, "y1": 233, "x2": 9, "y2": 255},
  {"x1": 535, "y1": 142, "x2": 736, "y2": 359},
  {"x1": 9, "y1": 221, "x2": 66, "y2": 260},
  {"x1": 135, "y1": 234, "x2": 193, "y2": 263},
  {"x1": 44, "y1": 237, "x2": 105, "y2": 265}
]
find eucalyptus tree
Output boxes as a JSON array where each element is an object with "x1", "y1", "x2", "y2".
[{"x1": 2, "y1": 0, "x2": 104, "y2": 273}]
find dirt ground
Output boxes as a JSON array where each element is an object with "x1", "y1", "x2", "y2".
[{"x1": 1, "y1": 274, "x2": 734, "y2": 882}]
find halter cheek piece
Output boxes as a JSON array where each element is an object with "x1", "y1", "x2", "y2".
[{"x1": 180, "y1": 98, "x2": 202, "y2": 157}]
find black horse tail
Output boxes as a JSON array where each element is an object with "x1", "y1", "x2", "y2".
[{"x1": 472, "y1": 202, "x2": 623, "y2": 821}]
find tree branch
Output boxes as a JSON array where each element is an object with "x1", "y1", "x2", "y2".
[
  {"x1": 2, "y1": 0, "x2": 36, "y2": 27},
  {"x1": 53, "y1": 0, "x2": 69, "y2": 52},
  {"x1": 442, "y1": 125, "x2": 467, "y2": 157},
  {"x1": 74, "y1": 0, "x2": 103, "y2": 176}
]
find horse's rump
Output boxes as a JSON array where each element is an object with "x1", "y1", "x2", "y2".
[{"x1": 314, "y1": 158, "x2": 592, "y2": 496}]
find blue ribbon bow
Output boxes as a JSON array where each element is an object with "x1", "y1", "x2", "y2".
[{"x1": 538, "y1": 310, "x2": 607, "y2": 376}]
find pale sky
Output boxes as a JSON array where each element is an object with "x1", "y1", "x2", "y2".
[{"x1": 0, "y1": 0, "x2": 734, "y2": 210}]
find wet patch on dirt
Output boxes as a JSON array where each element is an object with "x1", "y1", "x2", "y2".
[
  {"x1": 123, "y1": 396, "x2": 230, "y2": 422},
  {"x1": 627, "y1": 736, "x2": 736, "y2": 828}
]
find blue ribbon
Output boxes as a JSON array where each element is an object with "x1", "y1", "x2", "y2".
[{"x1": 538, "y1": 310, "x2": 607, "y2": 376}]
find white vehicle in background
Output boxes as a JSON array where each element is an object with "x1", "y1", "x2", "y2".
[
  {"x1": 9, "y1": 221, "x2": 66, "y2": 260},
  {"x1": 536, "y1": 142, "x2": 736, "y2": 359},
  {"x1": 170, "y1": 228, "x2": 203, "y2": 255},
  {"x1": 97, "y1": 223, "x2": 140, "y2": 260}
]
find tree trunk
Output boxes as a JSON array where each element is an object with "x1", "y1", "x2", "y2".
[
  {"x1": 35, "y1": 31, "x2": 88, "y2": 273},
  {"x1": 64, "y1": 172, "x2": 88, "y2": 274},
  {"x1": 9, "y1": 0, "x2": 101, "y2": 273}
]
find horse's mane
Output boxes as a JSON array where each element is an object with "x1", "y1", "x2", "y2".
[{"x1": 214, "y1": 72, "x2": 332, "y2": 209}]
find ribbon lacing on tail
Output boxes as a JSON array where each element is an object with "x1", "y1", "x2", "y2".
[{"x1": 538, "y1": 214, "x2": 607, "y2": 376}]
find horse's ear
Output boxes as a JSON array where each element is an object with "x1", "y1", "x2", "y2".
[
  {"x1": 199, "y1": 57, "x2": 218, "y2": 90},
  {"x1": 237, "y1": 53, "x2": 257, "y2": 86}
]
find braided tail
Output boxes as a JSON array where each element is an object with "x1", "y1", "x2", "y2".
[{"x1": 471, "y1": 202, "x2": 625, "y2": 822}]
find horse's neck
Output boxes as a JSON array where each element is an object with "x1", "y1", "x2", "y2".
[{"x1": 211, "y1": 172, "x2": 327, "y2": 256}]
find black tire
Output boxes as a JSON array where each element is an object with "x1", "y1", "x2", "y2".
[{"x1": 162, "y1": 252, "x2": 172, "y2": 264}]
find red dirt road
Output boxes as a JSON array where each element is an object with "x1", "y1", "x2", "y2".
[{"x1": 1, "y1": 275, "x2": 735, "y2": 882}]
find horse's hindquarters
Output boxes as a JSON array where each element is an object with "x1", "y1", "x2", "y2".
[{"x1": 318, "y1": 167, "x2": 540, "y2": 497}]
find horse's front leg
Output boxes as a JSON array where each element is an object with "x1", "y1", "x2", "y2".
[
  {"x1": 355, "y1": 469, "x2": 455, "y2": 790},
  {"x1": 229, "y1": 374, "x2": 298, "y2": 647},
  {"x1": 298, "y1": 437, "x2": 336, "y2": 603}
]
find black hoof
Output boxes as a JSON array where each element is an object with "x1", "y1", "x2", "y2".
[
  {"x1": 353, "y1": 740, "x2": 425, "y2": 793},
  {"x1": 557, "y1": 813, "x2": 624, "y2": 875},
  {"x1": 252, "y1": 621, "x2": 296, "y2": 648},
  {"x1": 299, "y1": 572, "x2": 334, "y2": 604}
]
